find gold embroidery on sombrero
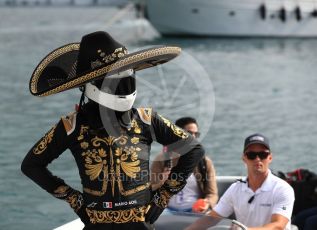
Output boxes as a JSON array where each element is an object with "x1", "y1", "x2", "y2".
[
  {"x1": 158, "y1": 115, "x2": 189, "y2": 139},
  {"x1": 90, "y1": 60, "x2": 103, "y2": 70},
  {"x1": 80, "y1": 135, "x2": 144, "y2": 197},
  {"x1": 33, "y1": 125, "x2": 56, "y2": 155},
  {"x1": 85, "y1": 205, "x2": 149, "y2": 224},
  {"x1": 96, "y1": 47, "x2": 128, "y2": 66},
  {"x1": 36, "y1": 47, "x2": 181, "y2": 96},
  {"x1": 31, "y1": 43, "x2": 80, "y2": 95}
]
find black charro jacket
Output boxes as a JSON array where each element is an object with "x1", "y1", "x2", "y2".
[{"x1": 21, "y1": 102, "x2": 204, "y2": 224}]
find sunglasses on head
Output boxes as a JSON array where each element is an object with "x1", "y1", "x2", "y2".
[
  {"x1": 187, "y1": 131, "x2": 201, "y2": 138},
  {"x1": 244, "y1": 151, "x2": 270, "y2": 160}
]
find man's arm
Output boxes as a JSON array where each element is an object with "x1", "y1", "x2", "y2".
[
  {"x1": 203, "y1": 157, "x2": 219, "y2": 208},
  {"x1": 186, "y1": 211, "x2": 288, "y2": 230},
  {"x1": 247, "y1": 214, "x2": 289, "y2": 230},
  {"x1": 185, "y1": 210, "x2": 223, "y2": 230},
  {"x1": 248, "y1": 181, "x2": 294, "y2": 230},
  {"x1": 186, "y1": 183, "x2": 237, "y2": 229}
]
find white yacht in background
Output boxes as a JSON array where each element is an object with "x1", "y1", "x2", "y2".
[{"x1": 143, "y1": 0, "x2": 317, "y2": 37}]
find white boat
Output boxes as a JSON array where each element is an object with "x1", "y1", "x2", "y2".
[
  {"x1": 144, "y1": 0, "x2": 317, "y2": 37},
  {"x1": 54, "y1": 212, "x2": 248, "y2": 230}
]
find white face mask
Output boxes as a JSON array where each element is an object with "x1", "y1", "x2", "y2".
[{"x1": 84, "y1": 69, "x2": 137, "y2": 111}]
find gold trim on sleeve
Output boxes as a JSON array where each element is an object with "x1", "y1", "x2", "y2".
[
  {"x1": 158, "y1": 115, "x2": 189, "y2": 139},
  {"x1": 33, "y1": 125, "x2": 56, "y2": 155},
  {"x1": 154, "y1": 189, "x2": 173, "y2": 209},
  {"x1": 66, "y1": 191, "x2": 83, "y2": 212}
]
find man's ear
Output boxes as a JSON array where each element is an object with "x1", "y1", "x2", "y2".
[
  {"x1": 242, "y1": 153, "x2": 246, "y2": 163},
  {"x1": 268, "y1": 152, "x2": 273, "y2": 162}
]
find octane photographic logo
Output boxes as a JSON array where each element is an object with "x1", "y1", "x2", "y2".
[{"x1": 98, "y1": 46, "x2": 215, "y2": 161}]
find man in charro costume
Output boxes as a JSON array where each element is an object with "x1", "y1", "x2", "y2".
[{"x1": 21, "y1": 31, "x2": 204, "y2": 229}]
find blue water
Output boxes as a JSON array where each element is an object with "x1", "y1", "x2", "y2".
[{"x1": 1, "y1": 6, "x2": 317, "y2": 230}]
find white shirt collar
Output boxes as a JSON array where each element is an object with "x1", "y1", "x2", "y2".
[
  {"x1": 259, "y1": 170, "x2": 274, "y2": 192},
  {"x1": 241, "y1": 170, "x2": 273, "y2": 192}
]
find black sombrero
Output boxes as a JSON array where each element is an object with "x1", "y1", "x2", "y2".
[{"x1": 30, "y1": 31, "x2": 181, "y2": 97}]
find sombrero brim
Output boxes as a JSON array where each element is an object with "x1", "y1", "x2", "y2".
[{"x1": 30, "y1": 43, "x2": 181, "y2": 97}]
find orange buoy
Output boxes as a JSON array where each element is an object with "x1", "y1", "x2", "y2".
[{"x1": 192, "y1": 199, "x2": 208, "y2": 213}]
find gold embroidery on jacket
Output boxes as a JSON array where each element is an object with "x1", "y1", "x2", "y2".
[
  {"x1": 115, "y1": 146, "x2": 141, "y2": 178},
  {"x1": 81, "y1": 135, "x2": 144, "y2": 197},
  {"x1": 131, "y1": 119, "x2": 141, "y2": 134},
  {"x1": 85, "y1": 205, "x2": 148, "y2": 224},
  {"x1": 66, "y1": 192, "x2": 83, "y2": 212},
  {"x1": 80, "y1": 141, "x2": 89, "y2": 149},
  {"x1": 78, "y1": 125, "x2": 89, "y2": 141},
  {"x1": 117, "y1": 182, "x2": 150, "y2": 196},
  {"x1": 131, "y1": 137, "x2": 139, "y2": 144},
  {"x1": 158, "y1": 115, "x2": 189, "y2": 139},
  {"x1": 82, "y1": 148, "x2": 107, "y2": 181},
  {"x1": 165, "y1": 179, "x2": 181, "y2": 187},
  {"x1": 33, "y1": 125, "x2": 56, "y2": 154},
  {"x1": 54, "y1": 185, "x2": 69, "y2": 194},
  {"x1": 154, "y1": 189, "x2": 173, "y2": 209},
  {"x1": 53, "y1": 185, "x2": 70, "y2": 199}
]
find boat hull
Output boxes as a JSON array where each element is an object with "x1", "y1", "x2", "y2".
[{"x1": 146, "y1": 0, "x2": 317, "y2": 37}]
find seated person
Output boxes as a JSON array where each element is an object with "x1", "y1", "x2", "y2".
[
  {"x1": 292, "y1": 207, "x2": 317, "y2": 230},
  {"x1": 151, "y1": 117, "x2": 218, "y2": 213},
  {"x1": 186, "y1": 133, "x2": 295, "y2": 230}
]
